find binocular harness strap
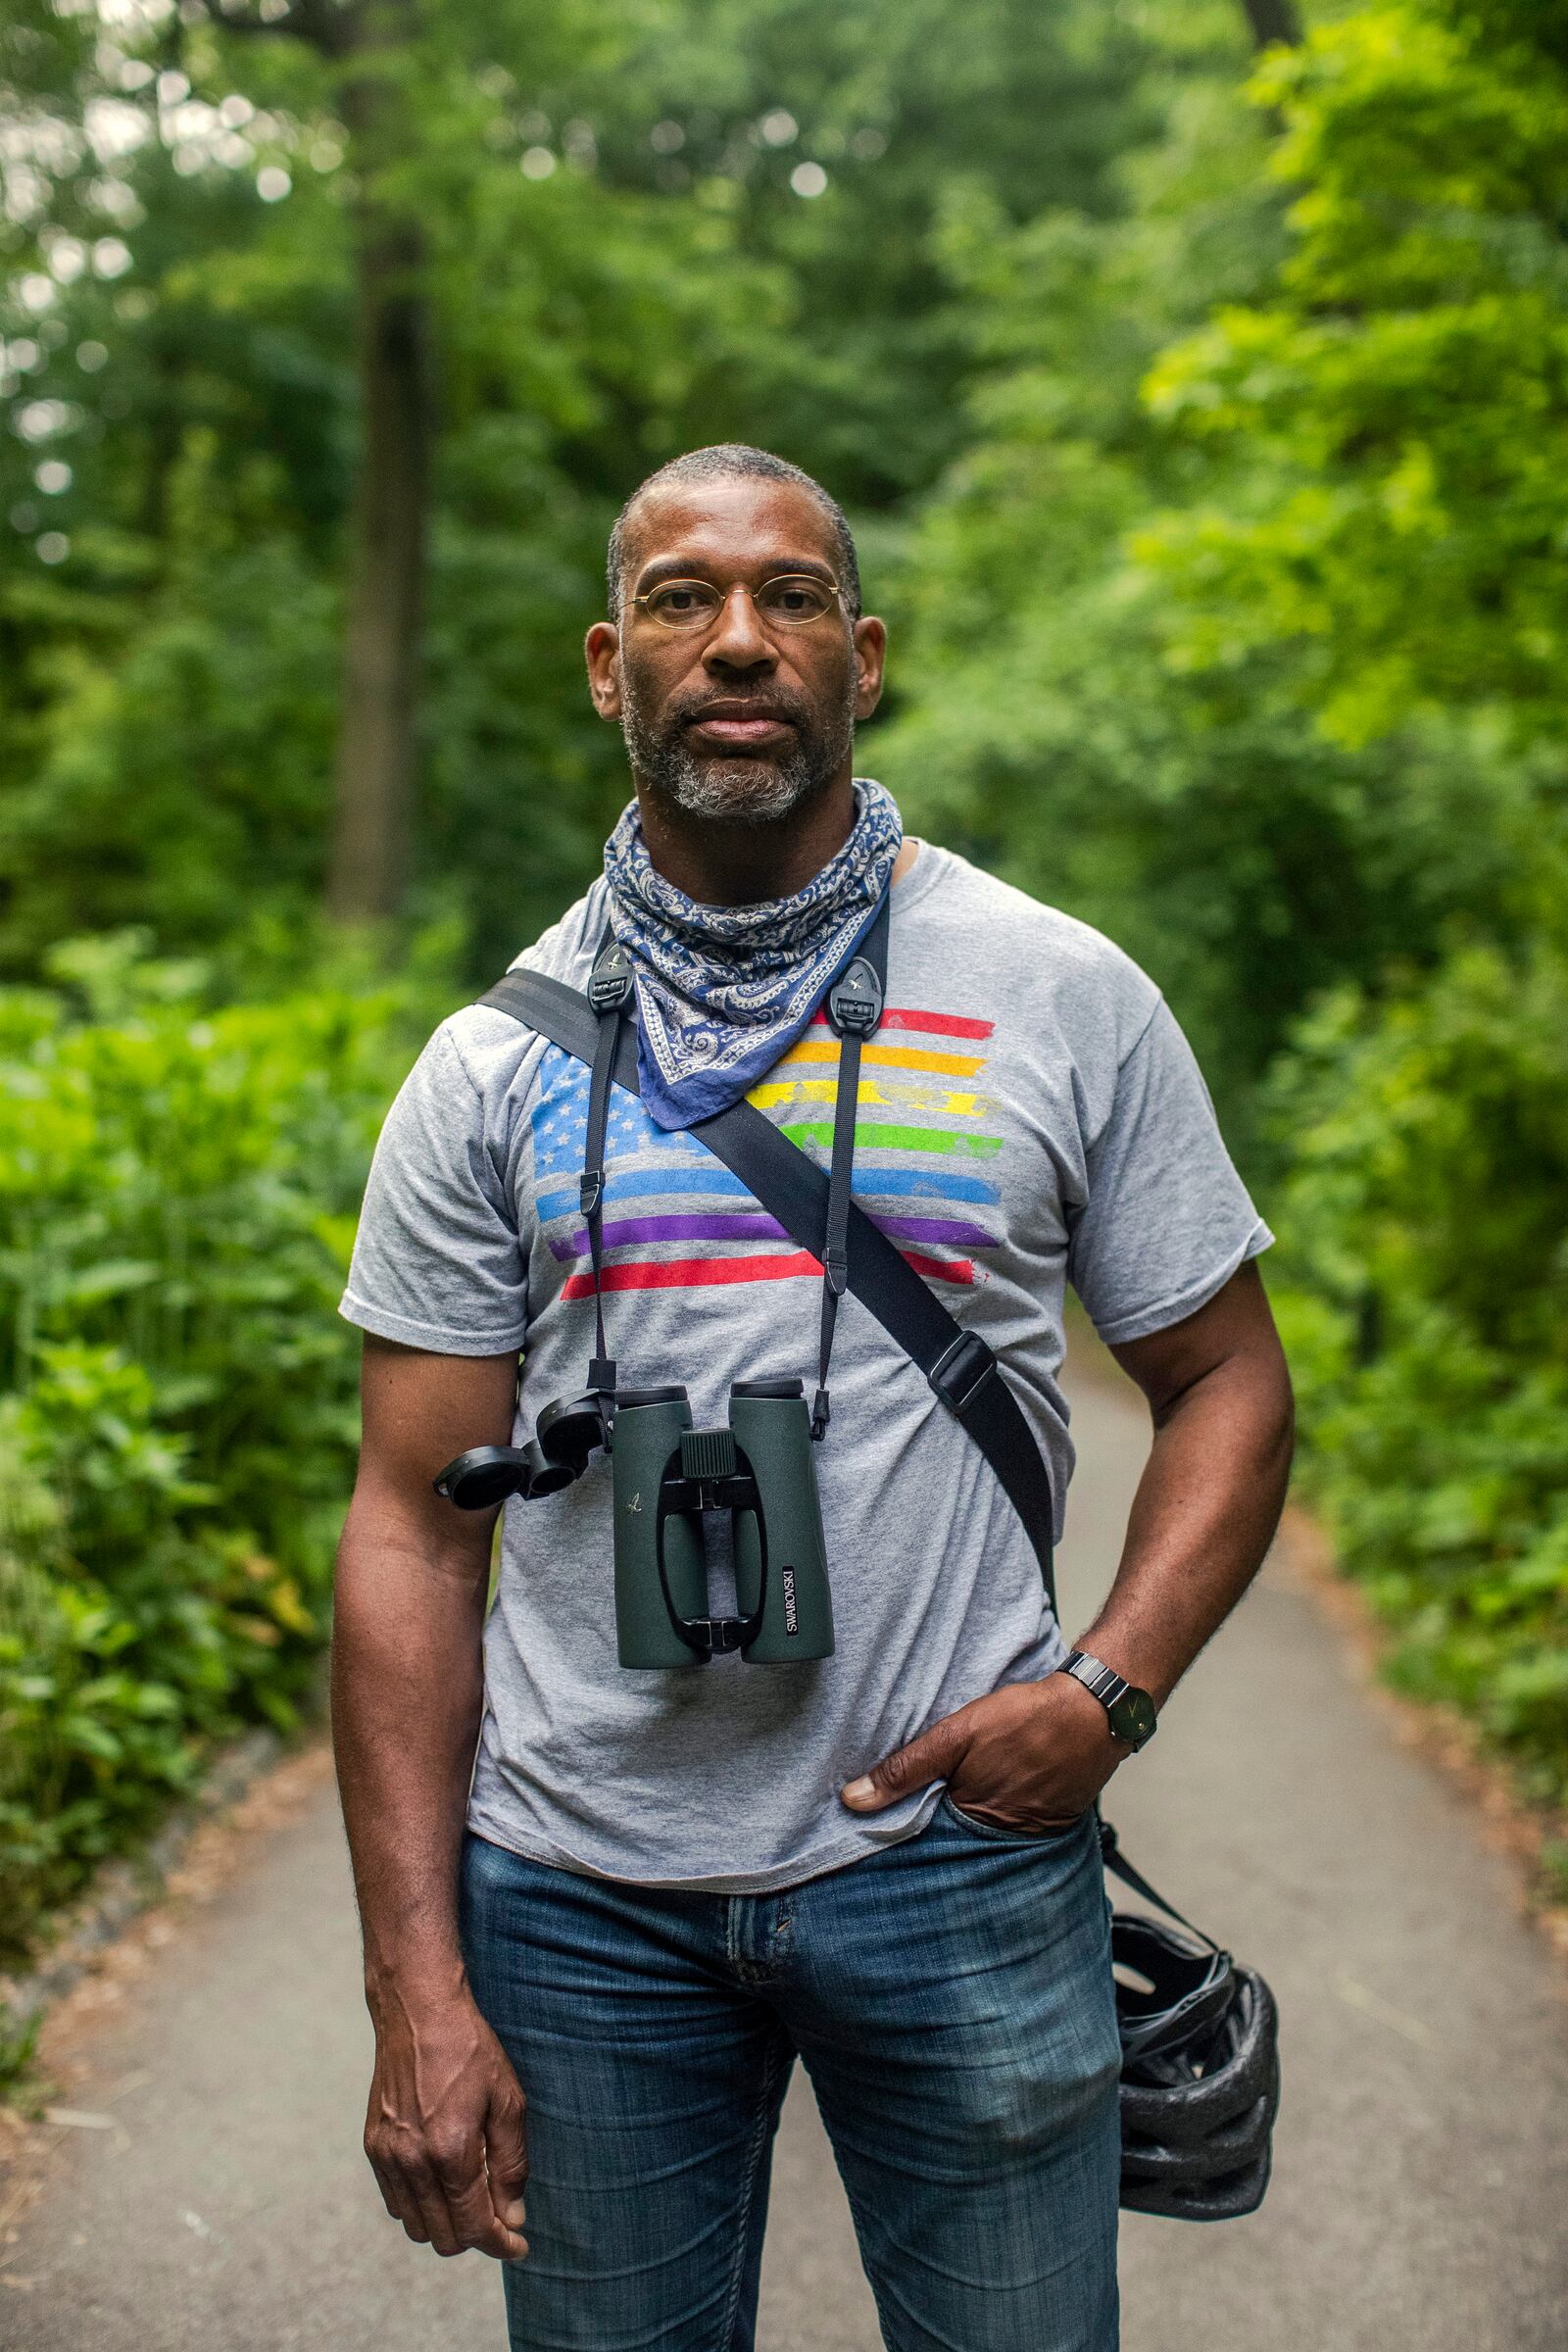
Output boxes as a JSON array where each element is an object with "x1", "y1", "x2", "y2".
[
  {"x1": 813, "y1": 891, "x2": 891, "y2": 1439},
  {"x1": 578, "y1": 906, "x2": 889, "y2": 1452},
  {"x1": 582, "y1": 938, "x2": 636, "y2": 1410},
  {"x1": 479, "y1": 918, "x2": 1057, "y2": 1619}
]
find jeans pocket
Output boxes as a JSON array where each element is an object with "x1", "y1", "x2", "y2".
[{"x1": 938, "y1": 1790, "x2": 1092, "y2": 1846}]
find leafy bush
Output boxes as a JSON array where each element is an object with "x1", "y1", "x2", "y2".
[
  {"x1": 1270, "y1": 938, "x2": 1568, "y2": 1809},
  {"x1": 0, "y1": 935, "x2": 431, "y2": 1955},
  {"x1": 1127, "y1": 0, "x2": 1568, "y2": 1828}
]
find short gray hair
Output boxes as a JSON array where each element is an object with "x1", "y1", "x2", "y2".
[{"x1": 607, "y1": 444, "x2": 861, "y2": 624}]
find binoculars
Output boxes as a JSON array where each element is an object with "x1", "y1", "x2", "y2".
[
  {"x1": 433, "y1": 1376, "x2": 833, "y2": 1669},
  {"x1": 611, "y1": 1378, "x2": 833, "y2": 1668}
]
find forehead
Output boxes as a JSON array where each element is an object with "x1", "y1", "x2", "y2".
[{"x1": 622, "y1": 475, "x2": 839, "y2": 585}]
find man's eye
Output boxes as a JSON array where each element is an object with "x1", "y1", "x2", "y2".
[
  {"x1": 647, "y1": 582, "x2": 718, "y2": 622},
  {"x1": 760, "y1": 578, "x2": 833, "y2": 621}
]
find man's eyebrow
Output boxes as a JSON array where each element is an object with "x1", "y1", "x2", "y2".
[{"x1": 631, "y1": 552, "x2": 838, "y2": 594}]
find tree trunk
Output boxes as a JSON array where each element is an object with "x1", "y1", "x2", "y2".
[
  {"x1": 326, "y1": 10, "x2": 432, "y2": 923},
  {"x1": 1239, "y1": 0, "x2": 1301, "y2": 47}
]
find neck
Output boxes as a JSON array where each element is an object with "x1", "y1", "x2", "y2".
[{"x1": 634, "y1": 773, "x2": 858, "y2": 906}]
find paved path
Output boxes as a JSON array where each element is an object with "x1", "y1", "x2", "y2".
[{"x1": 4, "y1": 1358, "x2": 1566, "y2": 2351}]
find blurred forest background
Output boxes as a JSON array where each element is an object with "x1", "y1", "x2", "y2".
[{"x1": 2, "y1": 0, "x2": 1565, "y2": 1981}]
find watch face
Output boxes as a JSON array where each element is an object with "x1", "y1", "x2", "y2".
[{"x1": 1108, "y1": 1688, "x2": 1157, "y2": 1747}]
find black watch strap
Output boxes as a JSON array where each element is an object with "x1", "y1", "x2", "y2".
[{"x1": 1061, "y1": 1649, "x2": 1158, "y2": 1750}]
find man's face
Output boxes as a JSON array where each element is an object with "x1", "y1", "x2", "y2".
[{"x1": 585, "y1": 477, "x2": 885, "y2": 827}]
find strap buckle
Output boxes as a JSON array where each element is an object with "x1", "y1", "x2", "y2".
[
  {"x1": 928, "y1": 1329, "x2": 997, "y2": 1414},
  {"x1": 580, "y1": 1168, "x2": 604, "y2": 1217},
  {"x1": 827, "y1": 955, "x2": 883, "y2": 1040},
  {"x1": 588, "y1": 941, "x2": 635, "y2": 1015}
]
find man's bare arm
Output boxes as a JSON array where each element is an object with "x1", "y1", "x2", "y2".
[
  {"x1": 1085, "y1": 1256, "x2": 1295, "y2": 1706},
  {"x1": 332, "y1": 1334, "x2": 530, "y2": 2261},
  {"x1": 840, "y1": 1262, "x2": 1295, "y2": 1827}
]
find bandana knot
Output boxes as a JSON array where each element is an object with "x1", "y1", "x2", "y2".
[{"x1": 602, "y1": 778, "x2": 904, "y2": 1129}]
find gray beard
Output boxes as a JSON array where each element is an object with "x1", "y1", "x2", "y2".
[{"x1": 620, "y1": 678, "x2": 857, "y2": 829}]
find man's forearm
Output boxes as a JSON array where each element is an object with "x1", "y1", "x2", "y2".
[
  {"x1": 1074, "y1": 1344, "x2": 1295, "y2": 1712},
  {"x1": 840, "y1": 1313, "x2": 1294, "y2": 1829},
  {"x1": 331, "y1": 1511, "x2": 489, "y2": 2010}
]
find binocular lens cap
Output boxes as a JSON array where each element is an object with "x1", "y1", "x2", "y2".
[
  {"x1": 433, "y1": 1440, "x2": 581, "y2": 1507},
  {"x1": 523, "y1": 1446, "x2": 578, "y2": 1497},
  {"x1": 434, "y1": 1446, "x2": 532, "y2": 1510},
  {"x1": 536, "y1": 1393, "x2": 608, "y2": 1470}
]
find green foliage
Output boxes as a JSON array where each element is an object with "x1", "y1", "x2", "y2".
[
  {"x1": 0, "y1": 936, "x2": 438, "y2": 1952},
  {"x1": 1141, "y1": 0, "x2": 1568, "y2": 749},
  {"x1": 1133, "y1": 0, "x2": 1568, "y2": 1810},
  {"x1": 1270, "y1": 938, "x2": 1568, "y2": 1803},
  {"x1": 876, "y1": 0, "x2": 1509, "y2": 1126}
]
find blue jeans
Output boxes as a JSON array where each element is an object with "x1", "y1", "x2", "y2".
[{"x1": 459, "y1": 1796, "x2": 1121, "y2": 2352}]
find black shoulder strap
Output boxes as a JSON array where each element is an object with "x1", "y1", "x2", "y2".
[{"x1": 479, "y1": 959, "x2": 1057, "y2": 1618}]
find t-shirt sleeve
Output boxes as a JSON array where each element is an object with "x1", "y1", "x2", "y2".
[
  {"x1": 338, "y1": 1024, "x2": 528, "y2": 1355},
  {"x1": 1066, "y1": 999, "x2": 1272, "y2": 1347}
]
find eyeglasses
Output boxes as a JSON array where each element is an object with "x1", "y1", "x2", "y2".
[{"x1": 631, "y1": 574, "x2": 845, "y2": 633}]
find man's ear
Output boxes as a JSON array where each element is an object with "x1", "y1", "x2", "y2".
[
  {"x1": 585, "y1": 621, "x2": 622, "y2": 721},
  {"x1": 853, "y1": 616, "x2": 887, "y2": 721}
]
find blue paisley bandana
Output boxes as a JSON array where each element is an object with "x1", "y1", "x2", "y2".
[{"x1": 602, "y1": 777, "x2": 904, "y2": 1130}]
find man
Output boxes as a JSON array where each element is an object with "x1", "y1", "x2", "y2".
[{"x1": 332, "y1": 444, "x2": 1294, "y2": 2352}]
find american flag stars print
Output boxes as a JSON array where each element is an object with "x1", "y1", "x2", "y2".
[{"x1": 529, "y1": 1004, "x2": 1004, "y2": 1299}]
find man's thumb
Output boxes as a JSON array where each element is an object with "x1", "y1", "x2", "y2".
[
  {"x1": 484, "y1": 2082, "x2": 529, "y2": 2227},
  {"x1": 841, "y1": 1717, "x2": 967, "y2": 1813}
]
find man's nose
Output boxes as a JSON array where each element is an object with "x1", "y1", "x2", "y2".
[{"x1": 703, "y1": 585, "x2": 777, "y2": 673}]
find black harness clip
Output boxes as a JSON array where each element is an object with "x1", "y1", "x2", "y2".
[
  {"x1": 588, "y1": 940, "x2": 635, "y2": 1015},
  {"x1": 827, "y1": 955, "x2": 883, "y2": 1040}
]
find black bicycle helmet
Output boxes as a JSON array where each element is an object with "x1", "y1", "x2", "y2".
[{"x1": 1100, "y1": 1818, "x2": 1281, "y2": 2222}]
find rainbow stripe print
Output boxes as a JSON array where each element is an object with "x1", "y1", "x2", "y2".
[{"x1": 532, "y1": 1002, "x2": 1002, "y2": 1298}]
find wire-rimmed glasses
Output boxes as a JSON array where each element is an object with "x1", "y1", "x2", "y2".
[{"x1": 631, "y1": 574, "x2": 845, "y2": 633}]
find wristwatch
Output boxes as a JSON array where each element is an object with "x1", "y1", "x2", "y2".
[{"x1": 1059, "y1": 1650, "x2": 1158, "y2": 1752}]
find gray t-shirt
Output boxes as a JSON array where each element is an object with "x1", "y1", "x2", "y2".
[{"x1": 340, "y1": 842, "x2": 1271, "y2": 1893}]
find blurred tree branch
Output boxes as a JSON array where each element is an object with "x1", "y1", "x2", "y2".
[
  {"x1": 1239, "y1": 0, "x2": 1301, "y2": 46},
  {"x1": 188, "y1": 0, "x2": 358, "y2": 62}
]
